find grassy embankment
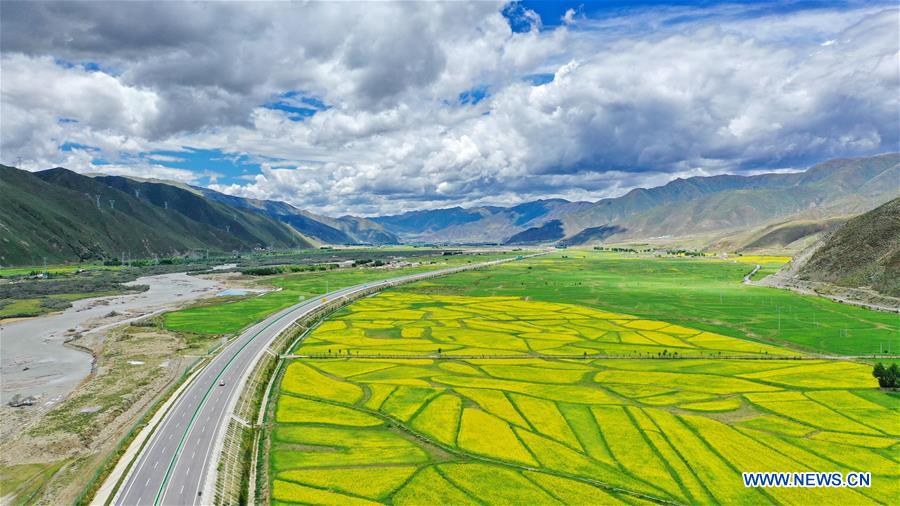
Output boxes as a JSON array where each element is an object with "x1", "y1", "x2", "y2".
[{"x1": 266, "y1": 252, "x2": 898, "y2": 505}]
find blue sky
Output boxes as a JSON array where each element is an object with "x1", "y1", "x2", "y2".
[
  {"x1": 142, "y1": 148, "x2": 264, "y2": 186},
  {"x1": 2, "y1": 0, "x2": 897, "y2": 215},
  {"x1": 507, "y1": 0, "x2": 867, "y2": 30}
]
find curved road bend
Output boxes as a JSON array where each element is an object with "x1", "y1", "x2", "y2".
[{"x1": 113, "y1": 256, "x2": 527, "y2": 505}]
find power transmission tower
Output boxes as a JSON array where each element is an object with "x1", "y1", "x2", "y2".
[
  {"x1": 95, "y1": 195, "x2": 101, "y2": 208},
  {"x1": 134, "y1": 189, "x2": 140, "y2": 198},
  {"x1": 164, "y1": 201, "x2": 169, "y2": 209},
  {"x1": 109, "y1": 199, "x2": 115, "y2": 210}
]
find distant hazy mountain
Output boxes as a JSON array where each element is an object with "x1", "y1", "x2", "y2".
[
  {"x1": 194, "y1": 187, "x2": 399, "y2": 245},
  {"x1": 798, "y1": 197, "x2": 900, "y2": 297},
  {"x1": 558, "y1": 225, "x2": 626, "y2": 247},
  {"x1": 564, "y1": 153, "x2": 899, "y2": 244},
  {"x1": 373, "y1": 199, "x2": 591, "y2": 243},
  {"x1": 504, "y1": 220, "x2": 565, "y2": 245},
  {"x1": 0, "y1": 165, "x2": 311, "y2": 265},
  {"x1": 393, "y1": 153, "x2": 898, "y2": 245}
]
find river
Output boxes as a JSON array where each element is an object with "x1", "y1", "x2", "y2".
[{"x1": 0, "y1": 272, "x2": 222, "y2": 406}]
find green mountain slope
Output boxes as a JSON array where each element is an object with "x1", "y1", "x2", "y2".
[
  {"x1": 87, "y1": 174, "x2": 307, "y2": 249},
  {"x1": 193, "y1": 187, "x2": 398, "y2": 244},
  {"x1": 798, "y1": 198, "x2": 900, "y2": 297},
  {"x1": 0, "y1": 166, "x2": 310, "y2": 265}
]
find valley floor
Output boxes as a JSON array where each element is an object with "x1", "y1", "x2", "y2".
[{"x1": 264, "y1": 252, "x2": 899, "y2": 505}]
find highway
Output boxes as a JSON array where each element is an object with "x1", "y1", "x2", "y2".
[{"x1": 112, "y1": 256, "x2": 523, "y2": 505}]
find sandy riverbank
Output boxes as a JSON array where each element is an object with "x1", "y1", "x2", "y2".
[{"x1": 0, "y1": 272, "x2": 222, "y2": 406}]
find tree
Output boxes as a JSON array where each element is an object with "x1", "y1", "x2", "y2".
[
  {"x1": 888, "y1": 363, "x2": 900, "y2": 388},
  {"x1": 873, "y1": 363, "x2": 886, "y2": 386},
  {"x1": 872, "y1": 362, "x2": 899, "y2": 388}
]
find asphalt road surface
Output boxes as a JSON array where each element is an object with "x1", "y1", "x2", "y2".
[{"x1": 113, "y1": 257, "x2": 521, "y2": 505}]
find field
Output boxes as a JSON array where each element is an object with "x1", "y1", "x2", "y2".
[
  {"x1": 267, "y1": 254, "x2": 899, "y2": 505},
  {"x1": 394, "y1": 252, "x2": 899, "y2": 355},
  {"x1": 296, "y1": 292, "x2": 790, "y2": 358},
  {"x1": 163, "y1": 252, "x2": 515, "y2": 335},
  {"x1": 0, "y1": 263, "x2": 122, "y2": 278}
]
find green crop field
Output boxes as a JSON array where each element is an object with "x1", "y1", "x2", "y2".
[
  {"x1": 0, "y1": 263, "x2": 121, "y2": 278},
  {"x1": 163, "y1": 252, "x2": 515, "y2": 335},
  {"x1": 396, "y1": 252, "x2": 899, "y2": 356},
  {"x1": 266, "y1": 252, "x2": 899, "y2": 505}
]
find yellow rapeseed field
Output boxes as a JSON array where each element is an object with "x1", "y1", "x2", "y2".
[
  {"x1": 457, "y1": 408, "x2": 537, "y2": 466},
  {"x1": 268, "y1": 290, "x2": 898, "y2": 505}
]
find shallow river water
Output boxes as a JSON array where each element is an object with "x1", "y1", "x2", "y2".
[{"x1": 0, "y1": 272, "x2": 221, "y2": 406}]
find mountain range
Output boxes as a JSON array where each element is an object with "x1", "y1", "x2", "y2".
[
  {"x1": 0, "y1": 166, "x2": 394, "y2": 265},
  {"x1": 375, "y1": 153, "x2": 899, "y2": 246},
  {"x1": 1, "y1": 153, "x2": 897, "y2": 265}
]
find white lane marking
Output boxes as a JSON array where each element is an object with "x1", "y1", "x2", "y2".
[
  {"x1": 145, "y1": 478, "x2": 150, "y2": 487},
  {"x1": 179, "y1": 485, "x2": 184, "y2": 495},
  {"x1": 153, "y1": 460, "x2": 158, "y2": 469},
  {"x1": 135, "y1": 262, "x2": 505, "y2": 505}
]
